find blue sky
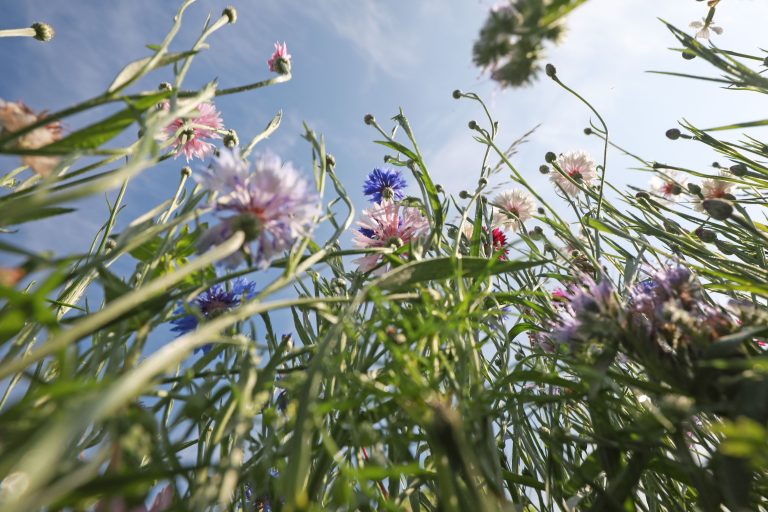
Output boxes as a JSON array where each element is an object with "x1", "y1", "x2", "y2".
[{"x1": 2, "y1": 0, "x2": 768, "y2": 264}]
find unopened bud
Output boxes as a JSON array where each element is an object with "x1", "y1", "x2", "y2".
[
  {"x1": 730, "y1": 163, "x2": 747, "y2": 177},
  {"x1": 712, "y1": 161, "x2": 721, "y2": 169},
  {"x1": 452, "y1": 89, "x2": 462, "y2": 99},
  {"x1": 583, "y1": 127, "x2": 592, "y2": 135},
  {"x1": 458, "y1": 190, "x2": 471, "y2": 199},
  {"x1": 158, "y1": 82, "x2": 173, "y2": 91},
  {"x1": 670, "y1": 184, "x2": 683, "y2": 195},
  {"x1": 31, "y1": 22, "x2": 54, "y2": 42},
  {"x1": 545, "y1": 63, "x2": 557, "y2": 78},
  {"x1": 325, "y1": 153, "x2": 336, "y2": 169},
  {"x1": 539, "y1": 164, "x2": 550, "y2": 174},
  {"x1": 545, "y1": 152, "x2": 557, "y2": 164},
  {"x1": 681, "y1": 50, "x2": 696, "y2": 60},
  {"x1": 436, "y1": 184, "x2": 444, "y2": 194},
  {"x1": 687, "y1": 183, "x2": 702, "y2": 195},
  {"x1": 665, "y1": 128, "x2": 681, "y2": 140},
  {"x1": 222, "y1": 6, "x2": 237, "y2": 24},
  {"x1": 467, "y1": 120, "x2": 478, "y2": 130},
  {"x1": 478, "y1": 177, "x2": 487, "y2": 188},
  {"x1": 635, "y1": 191, "x2": 650, "y2": 200},
  {"x1": 695, "y1": 227, "x2": 717, "y2": 243},
  {"x1": 223, "y1": 129, "x2": 238, "y2": 149},
  {"x1": 181, "y1": 166, "x2": 192, "y2": 178},
  {"x1": 364, "y1": 114, "x2": 375, "y2": 125},
  {"x1": 537, "y1": 207, "x2": 545, "y2": 215},
  {"x1": 702, "y1": 198, "x2": 733, "y2": 220}
]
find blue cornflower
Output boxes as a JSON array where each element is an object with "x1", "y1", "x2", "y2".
[
  {"x1": 363, "y1": 168, "x2": 407, "y2": 203},
  {"x1": 170, "y1": 278, "x2": 257, "y2": 354}
]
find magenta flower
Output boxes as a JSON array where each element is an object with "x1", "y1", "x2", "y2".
[
  {"x1": 159, "y1": 101, "x2": 223, "y2": 161},
  {"x1": 197, "y1": 149, "x2": 319, "y2": 268},
  {"x1": 268, "y1": 42, "x2": 291, "y2": 74},
  {"x1": 353, "y1": 201, "x2": 429, "y2": 274}
]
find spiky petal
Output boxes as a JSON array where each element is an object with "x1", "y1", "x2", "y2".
[{"x1": 550, "y1": 150, "x2": 597, "y2": 196}]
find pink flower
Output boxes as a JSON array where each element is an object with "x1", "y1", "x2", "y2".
[
  {"x1": 649, "y1": 171, "x2": 688, "y2": 201},
  {"x1": 159, "y1": 101, "x2": 223, "y2": 161},
  {"x1": 0, "y1": 99, "x2": 62, "y2": 176},
  {"x1": 492, "y1": 188, "x2": 536, "y2": 231},
  {"x1": 353, "y1": 201, "x2": 429, "y2": 274},
  {"x1": 695, "y1": 171, "x2": 734, "y2": 211},
  {"x1": 268, "y1": 42, "x2": 291, "y2": 74},
  {"x1": 550, "y1": 150, "x2": 597, "y2": 196}
]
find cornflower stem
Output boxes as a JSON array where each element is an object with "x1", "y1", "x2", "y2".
[{"x1": 0, "y1": 28, "x2": 37, "y2": 38}]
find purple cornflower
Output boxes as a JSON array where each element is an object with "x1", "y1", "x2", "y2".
[
  {"x1": 550, "y1": 274, "x2": 618, "y2": 346},
  {"x1": 196, "y1": 149, "x2": 320, "y2": 268},
  {"x1": 363, "y1": 168, "x2": 407, "y2": 203},
  {"x1": 170, "y1": 278, "x2": 257, "y2": 354}
]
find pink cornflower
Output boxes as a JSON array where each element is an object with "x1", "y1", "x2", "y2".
[
  {"x1": 0, "y1": 99, "x2": 62, "y2": 176},
  {"x1": 196, "y1": 150, "x2": 320, "y2": 268},
  {"x1": 353, "y1": 201, "x2": 429, "y2": 274},
  {"x1": 550, "y1": 151, "x2": 597, "y2": 196},
  {"x1": 649, "y1": 171, "x2": 688, "y2": 201},
  {"x1": 492, "y1": 188, "x2": 536, "y2": 231},
  {"x1": 159, "y1": 101, "x2": 223, "y2": 161},
  {"x1": 268, "y1": 42, "x2": 291, "y2": 74}
]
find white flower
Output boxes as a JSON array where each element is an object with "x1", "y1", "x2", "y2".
[
  {"x1": 550, "y1": 151, "x2": 598, "y2": 196},
  {"x1": 491, "y1": 188, "x2": 536, "y2": 231},
  {"x1": 689, "y1": 19, "x2": 723, "y2": 40},
  {"x1": 695, "y1": 171, "x2": 734, "y2": 212},
  {"x1": 649, "y1": 171, "x2": 688, "y2": 201},
  {"x1": 0, "y1": 99, "x2": 62, "y2": 176}
]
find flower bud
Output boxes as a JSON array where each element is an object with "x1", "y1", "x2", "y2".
[
  {"x1": 545, "y1": 63, "x2": 557, "y2": 78},
  {"x1": 364, "y1": 114, "x2": 375, "y2": 125},
  {"x1": 537, "y1": 207, "x2": 545, "y2": 215},
  {"x1": 635, "y1": 191, "x2": 650, "y2": 200},
  {"x1": 105, "y1": 238, "x2": 117, "y2": 250},
  {"x1": 695, "y1": 227, "x2": 717, "y2": 243},
  {"x1": 158, "y1": 82, "x2": 173, "y2": 91},
  {"x1": 730, "y1": 163, "x2": 747, "y2": 176},
  {"x1": 467, "y1": 120, "x2": 478, "y2": 130},
  {"x1": 583, "y1": 127, "x2": 592, "y2": 135},
  {"x1": 665, "y1": 128, "x2": 681, "y2": 140},
  {"x1": 436, "y1": 184, "x2": 444, "y2": 194},
  {"x1": 222, "y1": 6, "x2": 237, "y2": 24},
  {"x1": 31, "y1": 22, "x2": 54, "y2": 42},
  {"x1": 544, "y1": 152, "x2": 557, "y2": 163},
  {"x1": 458, "y1": 190, "x2": 471, "y2": 199},
  {"x1": 671, "y1": 184, "x2": 683, "y2": 195},
  {"x1": 764, "y1": 56, "x2": 768, "y2": 67},
  {"x1": 702, "y1": 198, "x2": 733, "y2": 220},
  {"x1": 452, "y1": 89, "x2": 462, "y2": 99},
  {"x1": 181, "y1": 166, "x2": 192, "y2": 178},
  {"x1": 687, "y1": 183, "x2": 702, "y2": 195},
  {"x1": 539, "y1": 164, "x2": 550, "y2": 174},
  {"x1": 223, "y1": 129, "x2": 238, "y2": 149},
  {"x1": 477, "y1": 177, "x2": 487, "y2": 188},
  {"x1": 325, "y1": 153, "x2": 336, "y2": 169},
  {"x1": 712, "y1": 161, "x2": 720, "y2": 169}
]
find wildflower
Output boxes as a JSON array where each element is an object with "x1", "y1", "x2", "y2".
[
  {"x1": 0, "y1": 99, "x2": 62, "y2": 176},
  {"x1": 689, "y1": 19, "x2": 723, "y2": 40},
  {"x1": 458, "y1": 222, "x2": 507, "y2": 259},
  {"x1": 159, "y1": 100, "x2": 223, "y2": 161},
  {"x1": 170, "y1": 278, "x2": 257, "y2": 353},
  {"x1": 268, "y1": 42, "x2": 291, "y2": 74},
  {"x1": 695, "y1": 171, "x2": 734, "y2": 211},
  {"x1": 363, "y1": 168, "x2": 407, "y2": 203},
  {"x1": 550, "y1": 151, "x2": 597, "y2": 196},
  {"x1": 649, "y1": 171, "x2": 688, "y2": 201},
  {"x1": 353, "y1": 201, "x2": 429, "y2": 274},
  {"x1": 0, "y1": 267, "x2": 25, "y2": 287},
  {"x1": 491, "y1": 188, "x2": 536, "y2": 231},
  {"x1": 196, "y1": 150, "x2": 320, "y2": 268},
  {"x1": 551, "y1": 275, "x2": 618, "y2": 346}
]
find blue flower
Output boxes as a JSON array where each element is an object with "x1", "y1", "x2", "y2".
[
  {"x1": 363, "y1": 168, "x2": 407, "y2": 203},
  {"x1": 170, "y1": 278, "x2": 257, "y2": 354}
]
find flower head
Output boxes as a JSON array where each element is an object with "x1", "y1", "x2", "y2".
[
  {"x1": 649, "y1": 171, "x2": 688, "y2": 201},
  {"x1": 159, "y1": 101, "x2": 223, "y2": 161},
  {"x1": 689, "y1": 19, "x2": 723, "y2": 40},
  {"x1": 268, "y1": 42, "x2": 291, "y2": 74},
  {"x1": 170, "y1": 278, "x2": 257, "y2": 353},
  {"x1": 489, "y1": 227, "x2": 508, "y2": 259},
  {"x1": 550, "y1": 151, "x2": 597, "y2": 196},
  {"x1": 492, "y1": 188, "x2": 536, "y2": 231},
  {"x1": 695, "y1": 171, "x2": 734, "y2": 211},
  {"x1": 0, "y1": 99, "x2": 62, "y2": 176},
  {"x1": 363, "y1": 168, "x2": 407, "y2": 203},
  {"x1": 197, "y1": 150, "x2": 320, "y2": 268},
  {"x1": 551, "y1": 275, "x2": 618, "y2": 346},
  {"x1": 352, "y1": 201, "x2": 429, "y2": 274}
]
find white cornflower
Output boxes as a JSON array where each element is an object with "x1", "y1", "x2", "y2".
[
  {"x1": 491, "y1": 188, "x2": 536, "y2": 231},
  {"x1": 550, "y1": 151, "x2": 598, "y2": 196},
  {"x1": 649, "y1": 171, "x2": 689, "y2": 202},
  {"x1": 689, "y1": 19, "x2": 723, "y2": 40}
]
